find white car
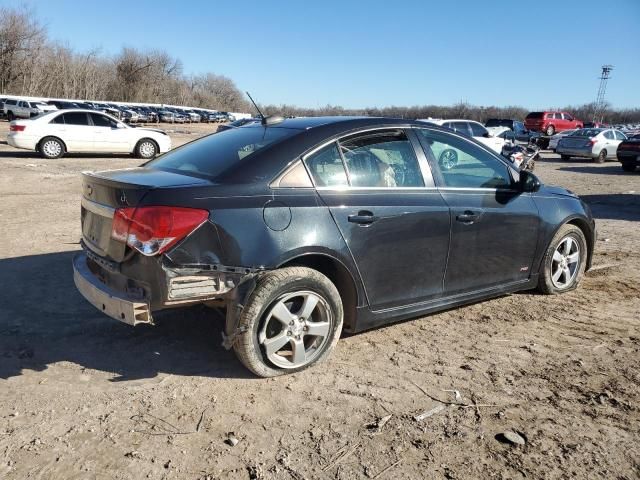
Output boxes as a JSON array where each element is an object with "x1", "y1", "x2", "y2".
[
  {"x1": 548, "y1": 129, "x2": 577, "y2": 151},
  {"x1": 3, "y1": 99, "x2": 57, "y2": 120},
  {"x1": 418, "y1": 119, "x2": 505, "y2": 153},
  {"x1": 7, "y1": 109, "x2": 171, "y2": 159}
]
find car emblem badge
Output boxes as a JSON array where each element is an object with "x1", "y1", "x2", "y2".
[{"x1": 120, "y1": 191, "x2": 128, "y2": 205}]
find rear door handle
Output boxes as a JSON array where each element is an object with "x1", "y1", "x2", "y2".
[
  {"x1": 456, "y1": 210, "x2": 480, "y2": 224},
  {"x1": 348, "y1": 210, "x2": 378, "y2": 225}
]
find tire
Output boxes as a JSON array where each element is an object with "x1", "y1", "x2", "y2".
[
  {"x1": 39, "y1": 136, "x2": 65, "y2": 159},
  {"x1": 621, "y1": 162, "x2": 636, "y2": 172},
  {"x1": 7, "y1": 111, "x2": 14, "y2": 121},
  {"x1": 595, "y1": 149, "x2": 607, "y2": 163},
  {"x1": 545, "y1": 125, "x2": 555, "y2": 136},
  {"x1": 232, "y1": 267, "x2": 343, "y2": 377},
  {"x1": 560, "y1": 154, "x2": 571, "y2": 161},
  {"x1": 135, "y1": 138, "x2": 158, "y2": 159},
  {"x1": 537, "y1": 224, "x2": 587, "y2": 295}
]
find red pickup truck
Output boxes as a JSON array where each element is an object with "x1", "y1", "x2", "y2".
[{"x1": 525, "y1": 111, "x2": 583, "y2": 136}]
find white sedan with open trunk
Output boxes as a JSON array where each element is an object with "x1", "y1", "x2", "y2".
[{"x1": 7, "y1": 109, "x2": 171, "y2": 159}]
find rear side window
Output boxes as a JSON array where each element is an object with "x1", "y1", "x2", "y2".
[
  {"x1": 339, "y1": 130, "x2": 424, "y2": 188},
  {"x1": 62, "y1": 112, "x2": 89, "y2": 125},
  {"x1": 526, "y1": 112, "x2": 543, "y2": 119},
  {"x1": 304, "y1": 143, "x2": 348, "y2": 187},
  {"x1": 603, "y1": 131, "x2": 614, "y2": 140},
  {"x1": 50, "y1": 114, "x2": 65, "y2": 124},
  {"x1": 146, "y1": 126, "x2": 299, "y2": 179}
]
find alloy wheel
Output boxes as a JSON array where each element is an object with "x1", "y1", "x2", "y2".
[
  {"x1": 551, "y1": 236, "x2": 580, "y2": 289},
  {"x1": 42, "y1": 140, "x2": 62, "y2": 158},
  {"x1": 258, "y1": 291, "x2": 332, "y2": 369},
  {"x1": 139, "y1": 141, "x2": 156, "y2": 158}
]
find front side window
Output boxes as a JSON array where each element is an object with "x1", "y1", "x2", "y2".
[
  {"x1": 304, "y1": 143, "x2": 349, "y2": 187},
  {"x1": 90, "y1": 113, "x2": 117, "y2": 128},
  {"x1": 339, "y1": 130, "x2": 424, "y2": 188},
  {"x1": 416, "y1": 129, "x2": 512, "y2": 189},
  {"x1": 614, "y1": 131, "x2": 627, "y2": 140},
  {"x1": 468, "y1": 122, "x2": 488, "y2": 137}
]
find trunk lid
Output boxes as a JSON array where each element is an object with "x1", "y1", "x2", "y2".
[{"x1": 81, "y1": 168, "x2": 211, "y2": 262}]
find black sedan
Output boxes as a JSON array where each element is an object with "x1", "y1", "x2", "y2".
[
  {"x1": 617, "y1": 133, "x2": 640, "y2": 172},
  {"x1": 73, "y1": 116, "x2": 596, "y2": 377}
]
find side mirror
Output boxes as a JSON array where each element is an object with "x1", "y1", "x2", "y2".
[
  {"x1": 116, "y1": 123, "x2": 126, "y2": 129},
  {"x1": 483, "y1": 132, "x2": 492, "y2": 138},
  {"x1": 519, "y1": 170, "x2": 541, "y2": 192}
]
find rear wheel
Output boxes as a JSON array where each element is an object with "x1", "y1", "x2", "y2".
[
  {"x1": 621, "y1": 162, "x2": 637, "y2": 172},
  {"x1": 595, "y1": 149, "x2": 607, "y2": 163},
  {"x1": 231, "y1": 267, "x2": 343, "y2": 377},
  {"x1": 135, "y1": 138, "x2": 158, "y2": 159},
  {"x1": 546, "y1": 125, "x2": 555, "y2": 136},
  {"x1": 537, "y1": 224, "x2": 587, "y2": 294},
  {"x1": 39, "y1": 137, "x2": 64, "y2": 159},
  {"x1": 7, "y1": 111, "x2": 14, "y2": 121},
  {"x1": 560, "y1": 154, "x2": 571, "y2": 160}
]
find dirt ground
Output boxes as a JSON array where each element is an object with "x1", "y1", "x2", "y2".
[{"x1": 0, "y1": 121, "x2": 638, "y2": 480}]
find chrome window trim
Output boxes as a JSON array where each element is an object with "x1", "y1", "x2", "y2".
[{"x1": 81, "y1": 197, "x2": 115, "y2": 219}]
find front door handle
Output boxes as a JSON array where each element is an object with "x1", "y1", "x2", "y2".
[
  {"x1": 348, "y1": 210, "x2": 378, "y2": 225},
  {"x1": 456, "y1": 210, "x2": 480, "y2": 224}
]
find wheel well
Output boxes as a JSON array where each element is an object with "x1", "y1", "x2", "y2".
[
  {"x1": 37, "y1": 136, "x2": 67, "y2": 153},
  {"x1": 567, "y1": 218, "x2": 594, "y2": 270},
  {"x1": 280, "y1": 254, "x2": 358, "y2": 332}
]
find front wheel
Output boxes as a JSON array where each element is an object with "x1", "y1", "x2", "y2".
[
  {"x1": 7, "y1": 112, "x2": 14, "y2": 121},
  {"x1": 135, "y1": 139, "x2": 158, "y2": 159},
  {"x1": 546, "y1": 125, "x2": 555, "y2": 136},
  {"x1": 595, "y1": 149, "x2": 607, "y2": 163},
  {"x1": 537, "y1": 224, "x2": 587, "y2": 295},
  {"x1": 231, "y1": 267, "x2": 343, "y2": 377}
]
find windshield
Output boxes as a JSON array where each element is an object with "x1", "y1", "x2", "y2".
[
  {"x1": 146, "y1": 126, "x2": 300, "y2": 179},
  {"x1": 570, "y1": 128, "x2": 603, "y2": 137}
]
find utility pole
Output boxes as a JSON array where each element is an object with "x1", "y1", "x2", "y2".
[{"x1": 593, "y1": 65, "x2": 613, "y2": 123}]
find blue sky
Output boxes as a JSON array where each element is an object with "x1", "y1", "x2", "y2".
[{"x1": 6, "y1": 0, "x2": 640, "y2": 108}]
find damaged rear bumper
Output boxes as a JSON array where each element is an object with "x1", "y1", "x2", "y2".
[{"x1": 73, "y1": 253, "x2": 153, "y2": 326}]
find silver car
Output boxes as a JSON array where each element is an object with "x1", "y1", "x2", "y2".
[
  {"x1": 548, "y1": 129, "x2": 577, "y2": 151},
  {"x1": 556, "y1": 128, "x2": 628, "y2": 163}
]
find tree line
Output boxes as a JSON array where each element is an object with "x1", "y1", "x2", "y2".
[{"x1": 2, "y1": 6, "x2": 638, "y2": 123}]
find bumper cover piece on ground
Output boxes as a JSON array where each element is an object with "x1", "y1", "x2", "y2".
[{"x1": 73, "y1": 253, "x2": 152, "y2": 326}]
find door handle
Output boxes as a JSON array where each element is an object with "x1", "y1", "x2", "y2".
[
  {"x1": 456, "y1": 210, "x2": 480, "y2": 224},
  {"x1": 348, "y1": 210, "x2": 378, "y2": 225}
]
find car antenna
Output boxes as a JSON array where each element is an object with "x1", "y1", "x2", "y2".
[
  {"x1": 246, "y1": 91, "x2": 284, "y2": 126},
  {"x1": 246, "y1": 91, "x2": 264, "y2": 119}
]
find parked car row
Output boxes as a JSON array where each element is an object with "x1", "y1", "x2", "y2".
[{"x1": 0, "y1": 96, "x2": 236, "y2": 124}]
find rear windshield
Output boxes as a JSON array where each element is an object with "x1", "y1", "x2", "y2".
[
  {"x1": 146, "y1": 126, "x2": 299, "y2": 179},
  {"x1": 570, "y1": 128, "x2": 603, "y2": 137},
  {"x1": 485, "y1": 119, "x2": 512, "y2": 127}
]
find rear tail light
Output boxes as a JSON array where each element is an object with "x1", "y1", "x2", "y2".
[
  {"x1": 589, "y1": 138, "x2": 598, "y2": 145},
  {"x1": 111, "y1": 206, "x2": 209, "y2": 256},
  {"x1": 10, "y1": 124, "x2": 26, "y2": 132}
]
